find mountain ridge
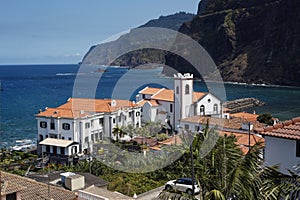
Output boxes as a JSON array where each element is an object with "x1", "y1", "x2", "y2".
[
  {"x1": 164, "y1": 0, "x2": 300, "y2": 86},
  {"x1": 81, "y1": 12, "x2": 195, "y2": 67}
]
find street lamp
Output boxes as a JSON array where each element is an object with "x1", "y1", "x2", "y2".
[{"x1": 182, "y1": 129, "x2": 195, "y2": 196}]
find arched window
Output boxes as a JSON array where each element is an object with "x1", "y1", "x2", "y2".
[
  {"x1": 213, "y1": 104, "x2": 218, "y2": 114},
  {"x1": 185, "y1": 84, "x2": 189, "y2": 94},
  {"x1": 200, "y1": 105, "x2": 205, "y2": 115}
]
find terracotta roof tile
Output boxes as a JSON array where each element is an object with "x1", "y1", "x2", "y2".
[
  {"x1": 181, "y1": 116, "x2": 265, "y2": 130},
  {"x1": 140, "y1": 87, "x2": 208, "y2": 103},
  {"x1": 258, "y1": 117, "x2": 300, "y2": 140},
  {"x1": 219, "y1": 131, "x2": 264, "y2": 154},
  {"x1": 1, "y1": 180, "x2": 26, "y2": 195},
  {"x1": 230, "y1": 112, "x2": 259, "y2": 122},
  {"x1": 36, "y1": 98, "x2": 139, "y2": 119},
  {"x1": 193, "y1": 92, "x2": 207, "y2": 102},
  {"x1": 137, "y1": 99, "x2": 159, "y2": 107},
  {"x1": 151, "y1": 88, "x2": 174, "y2": 102},
  {"x1": 1, "y1": 171, "x2": 77, "y2": 200},
  {"x1": 139, "y1": 87, "x2": 162, "y2": 95}
]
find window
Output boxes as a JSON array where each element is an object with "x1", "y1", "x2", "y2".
[
  {"x1": 296, "y1": 140, "x2": 300, "y2": 157},
  {"x1": 142, "y1": 94, "x2": 146, "y2": 99},
  {"x1": 208, "y1": 99, "x2": 211, "y2": 103},
  {"x1": 119, "y1": 116, "x2": 121, "y2": 122},
  {"x1": 60, "y1": 147, "x2": 65, "y2": 155},
  {"x1": 72, "y1": 146, "x2": 77, "y2": 154},
  {"x1": 195, "y1": 125, "x2": 200, "y2": 132},
  {"x1": 113, "y1": 118, "x2": 115, "y2": 123},
  {"x1": 185, "y1": 84, "x2": 189, "y2": 94},
  {"x1": 200, "y1": 105, "x2": 205, "y2": 115},
  {"x1": 129, "y1": 112, "x2": 132, "y2": 117},
  {"x1": 136, "y1": 112, "x2": 140, "y2": 117},
  {"x1": 62, "y1": 123, "x2": 70, "y2": 130},
  {"x1": 39, "y1": 134, "x2": 44, "y2": 142},
  {"x1": 99, "y1": 118, "x2": 104, "y2": 126},
  {"x1": 49, "y1": 134, "x2": 57, "y2": 138},
  {"x1": 62, "y1": 136, "x2": 65, "y2": 140},
  {"x1": 68, "y1": 137, "x2": 72, "y2": 140},
  {"x1": 50, "y1": 119, "x2": 55, "y2": 130},
  {"x1": 170, "y1": 104, "x2": 173, "y2": 113},
  {"x1": 213, "y1": 104, "x2": 218, "y2": 114},
  {"x1": 85, "y1": 136, "x2": 89, "y2": 143},
  {"x1": 53, "y1": 146, "x2": 57, "y2": 155},
  {"x1": 176, "y1": 86, "x2": 179, "y2": 94},
  {"x1": 46, "y1": 145, "x2": 50, "y2": 153},
  {"x1": 40, "y1": 121, "x2": 47, "y2": 128},
  {"x1": 91, "y1": 120, "x2": 94, "y2": 128},
  {"x1": 184, "y1": 124, "x2": 189, "y2": 130},
  {"x1": 85, "y1": 122, "x2": 90, "y2": 129}
]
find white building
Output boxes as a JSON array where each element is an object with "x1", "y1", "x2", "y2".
[
  {"x1": 36, "y1": 98, "x2": 141, "y2": 162},
  {"x1": 258, "y1": 117, "x2": 300, "y2": 174},
  {"x1": 136, "y1": 73, "x2": 223, "y2": 130}
]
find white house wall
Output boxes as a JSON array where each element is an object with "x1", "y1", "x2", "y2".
[
  {"x1": 264, "y1": 136, "x2": 300, "y2": 174},
  {"x1": 196, "y1": 94, "x2": 222, "y2": 117}
]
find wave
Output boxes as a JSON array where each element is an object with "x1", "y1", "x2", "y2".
[{"x1": 56, "y1": 73, "x2": 77, "y2": 76}]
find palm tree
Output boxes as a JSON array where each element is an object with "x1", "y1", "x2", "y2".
[
  {"x1": 112, "y1": 126, "x2": 123, "y2": 142},
  {"x1": 192, "y1": 128, "x2": 282, "y2": 200}
]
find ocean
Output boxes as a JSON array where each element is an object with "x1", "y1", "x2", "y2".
[{"x1": 0, "y1": 64, "x2": 300, "y2": 147}]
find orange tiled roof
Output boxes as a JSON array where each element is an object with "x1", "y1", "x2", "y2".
[
  {"x1": 257, "y1": 117, "x2": 300, "y2": 140},
  {"x1": 142, "y1": 87, "x2": 207, "y2": 103},
  {"x1": 36, "y1": 98, "x2": 138, "y2": 119},
  {"x1": 181, "y1": 116, "x2": 266, "y2": 130},
  {"x1": 230, "y1": 112, "x2": 259, "y2": 122},
  {"x1": 1, "y1": 180, "x2": 26, "y2": 195},
  {"x1": 219, "y1": 130, "x2": 264, "y2": 153},
  {"x1": 193, "y1": 92, "x2": 207, "y2": 102},
  {"x1": 137, "y1": 99, "x2": 159, "y2": 107},
  {"x1": 151, "y1": 88, "x2": 174, "y2": 102},
  {"x1": 149, "y1": 135, "x2": 182, "y2": 150},
  {"x1": 139, "y1": 87, "x2": 162, "y2": 95},
  {"x1": 1, "y1": 171, "x2": 77, "y2": 200}
]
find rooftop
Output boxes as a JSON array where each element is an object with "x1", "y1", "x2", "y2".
[
  {"x1": 28, "y1": 171, "x2": 108, "y2": 188},
  {"x1": 219, "y1": 130, "x2": 264, "y2": 154},
  {"x1": 139, "y1": 87, "x2": 207, "y2": 103},
  {"x1": 181, "y1": 115, "x2": 265, "y2": 130},
  {"x1": 36, "y1": 98, "x2": 138, "y2": 119},
  {"x1": 136, "y1": 99, "x2": 159, "y2": 107},
  {"x1": 39, "y1": 138, "x2": 78, "y2": 148},
  {"x1": 80, "y1": 185, "x2": 132, "y2": 200},
  {"x1": 230, "y1": 112, "x2": 259, "y2": 122},
  {"x1": 0, "y1": 171, "x2": 77, "y2": 200},
  {"x1": 256, "y1": 117, "x2": 300, "y2": 140}
]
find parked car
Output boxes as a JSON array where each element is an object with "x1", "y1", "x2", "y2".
[{"x1": 164, "y1": 178, "x2": 200, "y2": 195}]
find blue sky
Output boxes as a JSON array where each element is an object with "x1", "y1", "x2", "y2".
[{"x1": 0, "y1": 0, "x2": 199, "y2": 64}]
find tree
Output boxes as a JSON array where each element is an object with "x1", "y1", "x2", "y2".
[
  {"x1": 257, "y1": 113, "x2": 274, "y2": 125},
  {"x1": 112, "y1": 126, "x2": 123, "y2": 142},
  {"x1": 191, "y1": 126, "x2": 283, "y2": 200}
]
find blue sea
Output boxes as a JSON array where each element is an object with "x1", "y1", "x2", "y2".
[{"x1": 0, "y1": 64, "x2": 300, "y2": 147}]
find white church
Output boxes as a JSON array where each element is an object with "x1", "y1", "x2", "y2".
[{"x1": 136, "y1": 73, "x2": 223, "y2": 131}]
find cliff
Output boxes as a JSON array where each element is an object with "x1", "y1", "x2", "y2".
[
  {"x1": 164, "y1": 0, "x2": 300, "y2": 86},
  {"x1": 81, "y1": 12, "x2": 195, "y2": 67}
]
